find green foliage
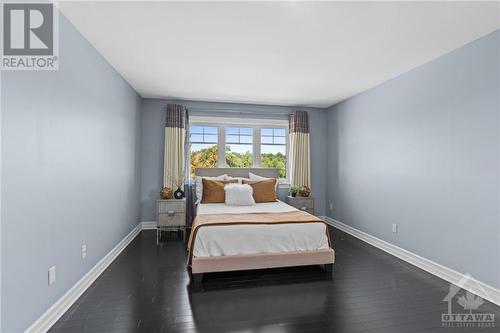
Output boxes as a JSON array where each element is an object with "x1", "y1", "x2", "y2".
[
  {"x1": 261, "y1": 152, "x2": 286, "y2": 179},
  {"x1": 225, "y1": 146, "x2": 252, "y2": 168},
  {"x1": 190, "y1": 146, "x2": 286, "y2": 179},
  {"x1": 290, "y1": 186, "x2": 299, "y2": 195},
  {"x1": 190, "y1": 145, "x2": 217, "y2": 178}
]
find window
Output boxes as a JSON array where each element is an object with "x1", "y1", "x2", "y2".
[
  {"x1": 189, "y1": 126, "x2": 218, "y2": 178},
  {"x1": 261, "y1": 128, "x2": 286, "y2": 179},
  {"x1": 225, "y1": 127, "x2": 253, "y2": 168},
  {"x1": 189, "y1": 117, "x2": 288, "y2": 182}
]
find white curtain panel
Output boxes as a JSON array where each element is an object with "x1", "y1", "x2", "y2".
[
  {"x1": 163, "y1": 104, "x2": 187, "y2": 189},
  {"x1": 289, "y1": 111, "x2": 311, "y2": 188},
  {"x1": 164, "y1": 127, "x2": 186, "y2": 189},
  {"x1": 288, "y1": 132, "x2": 311, "y2": 187}
]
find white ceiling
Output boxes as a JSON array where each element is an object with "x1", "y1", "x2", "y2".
[{"x1": 59, "y1": 1, "x2": 500, "y2": 108}]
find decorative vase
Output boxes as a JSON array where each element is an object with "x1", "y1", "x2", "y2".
[
  {"x1": 160, "y1": 187, "x2": 173, "y2": 199},
  {"x1": 291, "y1": 192, "x2": 297, "y2": 197},
  {"x1": 174, "y1": 187, "x2": 185, "y2": 200}
]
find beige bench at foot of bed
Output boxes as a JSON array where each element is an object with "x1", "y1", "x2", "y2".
[{"x1": 190, "y1": 248, "x2": 335, "y2": 283}]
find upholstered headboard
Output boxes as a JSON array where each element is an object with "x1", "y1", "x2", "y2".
[{"x1": 194, "y1": 168, "x2": 279, "y2": 179}]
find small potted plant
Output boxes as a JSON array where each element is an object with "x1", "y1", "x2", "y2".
[
  {"x1": 299, "y1": 185, "x2": 311, "y2": 198},
  {"x1": 290, "y1": 186, "x2": 299, "y2": 197}
]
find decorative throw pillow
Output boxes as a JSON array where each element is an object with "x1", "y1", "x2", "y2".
[
  {"x1": 224, "y1": 184, "x2": 255, "y2": 206},
  {"x1": 201, "y1": 179, "x2": 238, "y2": 203},
  {"x1": 249, "y1": 172, "x2": 278, "y2": 189},
  {"x1": 243, "y1": 179, "x2": 277, "y2": 203},
  {"x1": 195, "y1": 174, "x2": 227, "y2": 202}
]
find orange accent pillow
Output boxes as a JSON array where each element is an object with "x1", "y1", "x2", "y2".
[
  {"x1": 201, "y1": 179, "x2": 238, "y2": 203},
  {"x1": 243, "y1": 179, "x2": 277, "y2": 203}
]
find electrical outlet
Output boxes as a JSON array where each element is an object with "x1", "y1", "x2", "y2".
[
  {"x1": 329, "y1": 203, "x2": 334, "y2": 210},
  {"x1": 48, "y1": 266, "x2": 56, "y2": 285},
  {"x1": 81, "y1": 244, "x2": 87, "y2": 260},
  {"x1": 392, "y1": 224, "x2": 398, "y2": 233}
]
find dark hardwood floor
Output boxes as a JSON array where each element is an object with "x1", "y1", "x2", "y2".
[{"x1": 49, "y1": 228, "x2": 499, "y2": 333}]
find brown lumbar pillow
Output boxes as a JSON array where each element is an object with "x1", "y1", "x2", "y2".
[
  {"x1": 201, "y1": 178, "x2": 238, "y2": 203},
  {"x1": 243, "y1": 179, "x2": 277, "y2": 203}
]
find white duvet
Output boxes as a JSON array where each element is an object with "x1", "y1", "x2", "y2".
[{"x1": 193, "y1": 200, "x2": 329, "y2": 257}]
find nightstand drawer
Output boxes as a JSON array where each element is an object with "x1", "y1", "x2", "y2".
[
  {"x1": 286, "y1": 196, "x2": 315, "y2": 215},
  {"x1": 158, "y1": 212, "x2": 186, "y2": 227},
  {"x1": 296, "y1": 200, "x2": 314, "y2": 210},
  {"x1": 288, "y1": 198, "x2": 314, "y2": 209},
  {"x1": 158, "y1": 201, "x2": 185, "y2": 213}
]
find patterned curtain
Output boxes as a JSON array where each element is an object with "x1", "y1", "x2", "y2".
[
  {"x1": 164, "y1": 104, "x2": 187, "y2": 190},
  {"x1": 289, "y1": 111, "x2": 311, "y2": 188}
]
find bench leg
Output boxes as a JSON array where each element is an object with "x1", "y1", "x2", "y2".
[
  {"x1": 324, "y1": 264, "x2": 334, "y2": 280},
  {"x1": 192, "y1": 273, "x2": 203, "y2": 284}
]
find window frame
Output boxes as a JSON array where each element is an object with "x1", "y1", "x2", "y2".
[
  {"x1": 189, "y1": 125, "x2": 218, "y2": 145},
  {"x1": 188, "y1": 125, "x2": 220, "y2": 174},
  {"x1": 259, "y1": 127, "x2": 288, "y2": 179},
  {"x1": 224, "y1": 126, "x2": 255, "y2": 168},
  {"x1": 189, "y1": 117, "x2": 289, "y2": 182}
]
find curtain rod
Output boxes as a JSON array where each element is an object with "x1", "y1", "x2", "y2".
[{"x1": 187, "y1": 107, "x2": 292, "y2": 117}]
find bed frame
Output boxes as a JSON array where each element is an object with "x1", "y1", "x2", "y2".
[
  {"x1": 190, "y1": 168, "x2": 335, "y2": 283},
  {"x1": 194, "y1": 167, "x2": 280, "y2": 179}
]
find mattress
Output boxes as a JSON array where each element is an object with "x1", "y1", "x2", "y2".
[{"x1": 193, "y1": 201, "x2": 329, "y2": 257}]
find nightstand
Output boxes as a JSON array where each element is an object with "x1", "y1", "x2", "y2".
[
  {"x1": 286, "y1": 196, "x2": 315, "y2": 215},
  {"x1": 157, "y1": 198, "x2": 186, "y2": 244}
]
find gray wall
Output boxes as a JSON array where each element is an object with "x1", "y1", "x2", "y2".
[
  {"x1": 141, "y1": 99, "x2": 328, "y2": 221},
  {"x1": 1, "y1": 14, "x2": 142, "y2": 332},
  {"x1": 326, "y1": 30, "x2": 500, "y2": 288}
]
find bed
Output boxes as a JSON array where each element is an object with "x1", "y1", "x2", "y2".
[{"x1": 187, "y1": 168, "x2": 335, "y2": 283}]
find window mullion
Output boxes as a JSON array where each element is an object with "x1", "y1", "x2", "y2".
[
  {"x1": 218, "y1": 126, "x2": 225, "y2": 167},
  {"x1": 285, "y1": 127, "x2": 290, "y2": 183},
  {"x1": 253, "y1": 127, "x2": 260, "y2": 167}
]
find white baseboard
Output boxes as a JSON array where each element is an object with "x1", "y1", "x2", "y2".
[
  {"x1": 321, "y1": 216, "x2": 500, "y2": 307},
  {"x1": 141, "y1": 221, "x2": 157, "y2": 230},
  {"x1": 25, "y1": 223, "x2": 143, "y2": 333}
]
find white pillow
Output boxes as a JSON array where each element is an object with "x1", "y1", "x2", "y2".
[
  {"x1": 224, "y1": 184, "x2": 255, "y2": 206},
  {"x1": 195, "y1": 174, "x2": 227, "y2": 202},
  {"x1": 249, "y1": 172, "x2": 278, "y2": 189},
  {"x1": 249, "y1": 172, "x2": 267, "y2": 181}
]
